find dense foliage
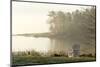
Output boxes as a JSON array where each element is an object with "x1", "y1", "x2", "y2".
[{"x1": 47, "y1": 6, "x2": 96, "y2": 47}]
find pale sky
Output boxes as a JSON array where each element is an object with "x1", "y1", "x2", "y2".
[{"x1": 12, "y1": 1, "x2": 90, "y2": 34}]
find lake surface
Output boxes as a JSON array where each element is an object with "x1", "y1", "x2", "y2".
[
  {"x1": 12, "y1": 36, "x2": 72, "y2": 53},
  {"x1": 12, "y1": 36, "x2": 95, "y2": 55},
  {"x1": 12, "y1": 36, "x2": 50, "y2": 52}
]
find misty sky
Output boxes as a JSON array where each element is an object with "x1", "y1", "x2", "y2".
[{"x1": 12, "y1": 1, "x2": 90, "y2": 34}]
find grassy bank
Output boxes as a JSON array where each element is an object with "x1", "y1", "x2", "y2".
[
  {"x1": 12, "y1": 50, "x2": 96, "y2": 66},
  {"x1": 12, "y1": 55, "x2": 96, "y2": 66}
]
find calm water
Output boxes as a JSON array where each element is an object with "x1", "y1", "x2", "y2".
[
  {"x1": 12, "y1": 36, "x2": 71, "y2": 53},
  {"x1": 12, "y1": 36, "x2": 95, "y2": 54},
  {"x1": 12, "y1": 36, "x2": 50, "y2": 52}
]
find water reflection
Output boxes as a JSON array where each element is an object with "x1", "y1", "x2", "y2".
[
  {"x1": 12, "y1": 36, "x2": 50, "y2": 52},
  {"x1": 12, "y1": 36, "x2": 95, "y2": 55}
]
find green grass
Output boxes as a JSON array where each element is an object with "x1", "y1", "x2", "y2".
[{"x1": 12, "y1": 55, "x2": 96, "y2": 66}]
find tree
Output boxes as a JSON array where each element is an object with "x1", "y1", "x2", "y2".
[
  {"x1": 47, "y1": 7, "x2": 96, "y2": 54},
  {"x1": 48, "y1": 11, "x2": 71, "y2": 35}
]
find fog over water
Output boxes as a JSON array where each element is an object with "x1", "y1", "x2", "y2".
[{"x1": 12, "y1": 1, "x2": 95, "y2": 55}]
